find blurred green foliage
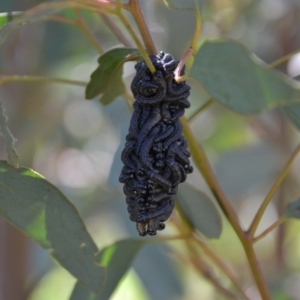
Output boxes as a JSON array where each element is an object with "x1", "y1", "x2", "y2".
[{"x1": 0, "y1": 0, "x2": 300, "y2": 300}]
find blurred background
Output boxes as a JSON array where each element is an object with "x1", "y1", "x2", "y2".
[{"x1": 0, "y1": 0, "x2": 300, "y2": 299}]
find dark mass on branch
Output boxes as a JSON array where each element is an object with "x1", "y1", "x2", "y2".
[{"x1": 119, "y1": 51, "x2": 193, "y2": 236}]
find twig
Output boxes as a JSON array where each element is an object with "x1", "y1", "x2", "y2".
[
  {"x1": 0, "y1": 75, "x2": 87, "y2": 87},
  {"x1": 116, "y1": 5, "x2": 155, "y2": 73},
  {"x1": 181, "y1": 116, "x2": 272, "y2": 300},
  {"x1": 193, "y1": 234, "x2": 250, "y2": 300},
  {"x1": 253, "y1": 218, "x2": 286, "y2": 243},
  {"x1": 100, "y1": 13, "x2": 133, "y2": 47},
  {"x1": 248, "y1": 142, "x2": 300, "y2": 237},
  {"x1": 128, "y1": 0, "x2": 156, "y2": 54},
  {"x1": 188, "y1": 99, "x2": 215, "y2": 121},
  {"x1": 268, "y1": 49, "x2": 300, "y2": 68},
  {"x1": 74, "y1": 9, "x2": 104, "y2": 53}
]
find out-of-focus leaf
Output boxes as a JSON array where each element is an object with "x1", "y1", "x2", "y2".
[
  {"x1": 0, "y1": 1, "x2": 111, "y2": 44},
  {"x1": 134, "y1": 243, "x2": 183, "y2": 299},
  {"x1": 0, "y1": 161, "x2": 105, "y2": 293},
  {"x1": 283, "y1": 105, "x2": 300, "y2": 130},
  {"x1": 85, "y1": 48, "x2": 141, "y2": 105},
  {"x1": 214, "y1": 142, "x2": 282, "y2": 198},
  {"x1": 0, "y1": 12, "x2": 22, "y2": 29},
  {"x1": 70, "y1": 239, "x2": 146, "y2": 300},
  {"x1": 177, "y1": 183, "x2": 222, "y2": 239},
  {"x1": 283, "y1": 75, "x2": 300, "y2": 130},
  {"x1": 163, "y1": 0, "x2": 198, "y2": 10},
  {"x1": 285, "y1": 198, "x2": 300, "y2": 219},
  {"x1": 189, "y1": 39, "x2": 300, "y2": 114}
]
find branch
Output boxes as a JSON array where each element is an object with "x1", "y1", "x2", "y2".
[
  {"x1": 100, "y1": 13, "x2": 133, "y2": 47},
  {"x1": 0, "y1": 75, "x2": 87, "y2": 87},
  {"x1": 128, "y1": 0, "x2": 156, "y2": 54},
  {"x1": 268, "y1": 49, "x2": 300, "y2": 68},
  {"x1": 253, "y1": 218, "x2": 286, "y2": 243},
  {"x1": 248, "y1": 142, "x2": 300, "y2": 237}
]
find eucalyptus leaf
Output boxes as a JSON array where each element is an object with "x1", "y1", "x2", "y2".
[
  {"x1": 285, "y1": 198, "x2": 300, "y2": 219},
  {"x1": 177, "y1": 183, "x2": 222, "y2": 238},
  {"x1": 189, "y1": 39, "x2": 300, "y2": 114},
  {"x1": 85, "y1": 48, "x2": 141, "y2": 105},
  {"x1": 70, "y1": 239, "x2": 146, "y2": 300},
  {"x1": 0, "y1": 161, "x2": 105, "y2": 293}
]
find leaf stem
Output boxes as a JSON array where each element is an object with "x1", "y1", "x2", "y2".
[
  {"x1": 74, "y1": 10, "x2": 104, "y2": 54},
  {"x1": 185, "y1": 238, "x2": 238, "y2": 299},
  {"x1": 268, "y1": 49, "x2": 300, "y2": 68},
  {"x1": 253, "y1": 218, "x2": 286, "y2": 243},
  {"x1": 100, "y1": 13, "x2": 133, "y2": 47},
  {"x1": 0, "y1": 75, "x2": 87, "y2": 87},
  {"x1": 240, "y1": 241, "x2": 271, "y2": 299},
  {"x1": 193, "y1": 234, "x2": 250, "y2": 300},
  {"x1": 174, "y1": 48, "x2": 193, "y2": 81},
  {"x1": 116, "y1": 4, "x2": 155, "y2": 73},
  {"x1": 188, "y1": 98, "x2": 215, "y2": 121},
  {"x1": 248, "y1": 142, "x2": 300, "y2": 237},
  {"x1": 128, "y1": 0, "x2": 157, "y2": 55},
  {"x1": 181, "y1": 116, "x2": 271, "y2": 300},
  {"x1": 190, "y1": 3, "x2": 202, "y2": 54},
  {"x1": 181, "y1": 117, "x2": 244, "y2": 240},
  {"x1": 46, "y1": 15, "x2": 77, "y2": 26}
]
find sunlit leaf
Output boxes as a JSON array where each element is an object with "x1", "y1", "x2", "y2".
[
  {"x1": 0, "y1": 161, "x2": 105, "y2": 293},
  {"x1": 163, "y1": 0, "x2": 198, "y2": 10},
  {"x1": 85, "y1": 48, "x2": 141, "y2": 105},
  {"x1": 0, "y1": 1, "x2": 111, "y2": 44},
  {"x1": 70, "y1": 239, "x2": 146, "y2": 300},
  {"x1": 177, "y1": 183, "x2": 222, "y2": 238},
  {"x1": 0, "y1": 12, "x2": 22, "y2": 29},
  {"x1": 189, "y1": 39, "x2": 300, "y2": 114},
  {"x1": 283, "y1": 75, "x2": 300, "y2": 130},
  {"x1": 285, "y1": 198, "x2": 300, "y2": 219}
]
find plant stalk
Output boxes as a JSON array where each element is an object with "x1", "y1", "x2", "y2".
[
  {"x1": 0, "y1": 75, "x2": 87, "y2": 87},
  {"x1": 268, "y1": 49, "x2": 300, "y2": 68},
  {"x1": 181, "y1": 116, "x2": 271, "y2": 300},
  {"x1": 193, "y1": 234, "x2": 250, "y2": 300},
  {"x1": 128, "y1": 0, "x2": 157, "y2": 54},
  {"x1": 248, "y1": 142, "x2": 300, "y2": 237},
  {"x1": 181, "y1": 117, "x2": 244, "y2": 240},
  {"x1": 253, "y1": 218, "x2": 286, "y2": 243},
  {"x1": 100, "y1": 13, "x2": 133, "y2": 47}
]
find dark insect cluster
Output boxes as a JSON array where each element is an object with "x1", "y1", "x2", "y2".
[{"x1": 119, "y1": 51, "x2": 193, "y2": 236}]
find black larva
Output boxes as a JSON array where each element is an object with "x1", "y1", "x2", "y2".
[{"x1": 119, "y1": 51, "x2": 193, "y2": 236}]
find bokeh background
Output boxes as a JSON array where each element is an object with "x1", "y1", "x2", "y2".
[{"x1": 1, "y1": 0, "x2": 300, "y2": 299}]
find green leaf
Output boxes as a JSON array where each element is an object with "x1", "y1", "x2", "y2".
[
  {"x1": 0, "y1": 12, "x2": 22, "y2": 29},
  {"x1": 177, "y1": 183, "x2": 222, "y2": 238},
  {"x1": 163, "y1": 0, "x2": 198, "y2": 10},
  {"x1": 189, "y1": 39, "x2": 300, "y2": 114},
  {"x1": 285, "y1": 198, "x2": 300, "y2": 219},
  {"x1": 85, "y1": 48, "x2": 141, "y2": 105},
  {"x1": 0, "y1": 161, "x2": 105, "y2": 293},
  {"x1": 283, "y1": 75, "x2": 300, "y2": 130},
  {"x1": 70, "y1": 239, "x2": 146, "y2": 300}
]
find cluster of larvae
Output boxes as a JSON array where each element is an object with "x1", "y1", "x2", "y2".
[{"x1": 119, "y1": 51, "x2": 193, "y2": 236}]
